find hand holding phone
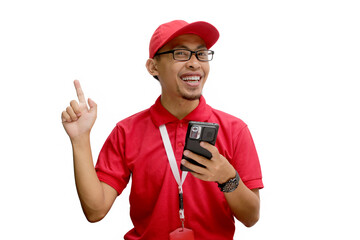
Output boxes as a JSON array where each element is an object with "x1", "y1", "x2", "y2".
[{"x1": 180, "y1": 121, "x2": 219, "y2": 172}]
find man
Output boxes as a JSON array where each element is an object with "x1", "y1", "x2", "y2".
[{"x1": 61, "y1": 20, "x2": 263, "y2": 240}]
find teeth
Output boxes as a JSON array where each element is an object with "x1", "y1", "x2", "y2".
[{"x1": 182, "y1": 76, "x2": 200, "y2": 81}]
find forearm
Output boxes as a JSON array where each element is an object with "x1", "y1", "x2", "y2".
[
  {"x1": 224, "y1": 180, "x2": 260, "y2": 227},
  {"x1": 71, "y1": 135, "x2": 105, "y2": 220},
  {"x1": 181, "y1": 143, "x2": 261, "y2": 226}
]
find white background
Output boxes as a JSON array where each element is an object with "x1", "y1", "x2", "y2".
[{"x1": 1, "y1": 0, "x2": 359, "y2": 239}]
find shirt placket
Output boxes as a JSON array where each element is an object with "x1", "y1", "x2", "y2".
[{"x1": 174, "y1": 120, "x2": 187, "y2": 162}]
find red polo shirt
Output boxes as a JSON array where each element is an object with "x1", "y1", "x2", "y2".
[{"x1": 95, "y1": 96, "x2": 263, "y2": 240}]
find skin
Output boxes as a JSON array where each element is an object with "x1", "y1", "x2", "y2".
[
  {"x1": 62, "y1": 80, "x2": 117, "y2": 222},
  {"x1": 62, "y1": 34, "x2": 260, "y2": 227},
  {"x1": 146, "y1": 34, "x2": 211, "y2": 119}
]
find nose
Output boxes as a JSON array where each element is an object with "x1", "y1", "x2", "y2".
[{"x1": 186, "y1": 53, "x2": 200, "y2": 69}]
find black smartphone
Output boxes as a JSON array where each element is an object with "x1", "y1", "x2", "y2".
[{"x1": 180, "y1": 121, "x2": 219, "y2": 172}]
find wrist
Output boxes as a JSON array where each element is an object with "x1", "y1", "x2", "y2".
[
  {"x1": 71, "y1": 133, "x2": 91, "y2": 146},
  {"x1": 217, "y1": 168, "x2": 236, "y2": 185},
  {"x1": 217, "y1": 170, "x2": 240, "y2": 193}
]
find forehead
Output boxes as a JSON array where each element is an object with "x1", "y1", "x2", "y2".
[{"x1": 159, "y1": 34, "x2": 207, "y2": 52}]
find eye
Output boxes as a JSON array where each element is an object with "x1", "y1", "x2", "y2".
[
  {"x1": 174, "y1": 50, "x2": 189, "y2": 56},
  {"x1": 197, "y1": 50, "x2": 209, "y2": 56}
]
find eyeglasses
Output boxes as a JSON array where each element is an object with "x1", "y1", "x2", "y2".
[{"x1": 154, "y1": 49, "x2": 214, "y2": 62}]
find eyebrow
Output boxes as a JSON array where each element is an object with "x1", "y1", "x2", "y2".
[{"x1": 173, "y1": 45, "x2": 207, "y2": 50}]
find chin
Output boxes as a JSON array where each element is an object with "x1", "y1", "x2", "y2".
[{"x1": 181, "y1": 93, "x2": 202, "y2": 101}]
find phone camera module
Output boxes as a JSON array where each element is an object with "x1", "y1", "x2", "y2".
[
  {"x1": 189, "y1": 125, "x2": 201, "y2": 139},
  {"x1": 202, "y1": 127, "x2": 216, "y2": 142}
]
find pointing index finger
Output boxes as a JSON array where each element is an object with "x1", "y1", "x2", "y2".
[{"x1": 74, "y1": 80, "x2": 86, "y2": 103}]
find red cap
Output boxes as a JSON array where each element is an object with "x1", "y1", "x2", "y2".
[{"x1": 149, "y1": 20, "x2": 219, "y2": 59}]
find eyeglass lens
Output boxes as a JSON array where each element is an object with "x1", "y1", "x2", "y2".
[{"x1": 174, "y1": 50, "x2": 213, "y2": 61}]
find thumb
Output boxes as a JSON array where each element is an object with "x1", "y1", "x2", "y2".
[{"x1": 88, "y1": 98, "x2": 97, "y2": 112}]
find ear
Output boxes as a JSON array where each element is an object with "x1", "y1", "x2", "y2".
[{"x1": 146, "y1": 58, "x2": 159, "y2": 77}]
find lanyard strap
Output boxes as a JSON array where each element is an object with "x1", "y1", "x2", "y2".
[{"x1": 159, "y1": 124, "x2": 188, "y2": 227}]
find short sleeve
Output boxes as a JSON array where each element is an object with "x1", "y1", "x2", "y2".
[
  {"x1": 95, "y1": 125, "x2": 131, "y2": 195},
  {"x1": 232, "y1": 126, "x2": 263, "y2": 190}
]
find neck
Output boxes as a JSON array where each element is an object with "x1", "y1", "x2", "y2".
[{"x1": 160, "y1": 95, "x2": 200, "y2": 120}]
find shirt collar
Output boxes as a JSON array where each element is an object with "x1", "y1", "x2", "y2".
[{"x1": 150, "y1": 95, "x2": 213, "y2": 127}]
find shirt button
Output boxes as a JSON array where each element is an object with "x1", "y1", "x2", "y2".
[
  {"x1": 179, "y1": 123, "x2": 183, "y2": 128},
  {"x1": 177, "y1": 142, "x2": 183, "y2": 147}
]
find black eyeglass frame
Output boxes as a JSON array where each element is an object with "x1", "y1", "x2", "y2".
[{"x1": 154, "y1": 49, "x2": 214, "y2": 62}]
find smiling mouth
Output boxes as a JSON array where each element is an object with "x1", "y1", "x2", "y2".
[{"x1": 181, "y1": 75, "x2": 201, "y2": 83}]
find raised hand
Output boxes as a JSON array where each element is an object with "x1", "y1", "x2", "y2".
[{"x1": 61, "y1": 80, "x2": 97, "y2": 140}]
